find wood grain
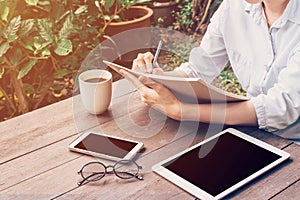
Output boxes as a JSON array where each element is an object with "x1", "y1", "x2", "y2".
[
  {"x1": 271, "y1": 178, "x2": 300, "y2": 200},
  {"x1": 0, "y1": 79, "x2": 135, "y2": 164},
  {"x1": 0, "y1": 78, "x2": 299, "y2": 200}
]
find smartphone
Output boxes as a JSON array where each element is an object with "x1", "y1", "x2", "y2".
[{"x1": 69, "y1": 132, "x2": 144, "y2": 161}]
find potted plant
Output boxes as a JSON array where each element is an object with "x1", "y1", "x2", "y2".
[
  {"x1": 95, "y1": 0, "x2": 153, "y2": 37},
  {"x1": 0, "y1": 0, "x2": 101, "y2": 121},
  {"x1": 93, "y1": 0, "x2": 153, "y2": 68},
  {"x1": 149, "y1": 0, "x2": 179, "y2": 27}
]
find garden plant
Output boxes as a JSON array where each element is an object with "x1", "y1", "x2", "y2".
[
  {"x1": 0, "y1": 0, "x2": 103, "y2": 121},
  {"x1": 0, "y1": 0, "x2": 243, "y2": 122}
]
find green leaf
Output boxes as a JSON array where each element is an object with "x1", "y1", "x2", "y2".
[
  {"x1": 19, "y1": 36, "x2": 35, "y2": 52},
  {"x1": 33, "y1": 37, "x2": 42, "y2": 50},
  {"x1": 0, "y1": 42, "x2": 10, "y2": 57},
  {"x1": 54, "y1": 39, "x2": 72, "y2": 56},
  {"x1": 0, "y1": 67, "x2": 4, "y2": 79},
  {"x1": 24, "y1": 44, "x2": 34, "y2": 51},
  {"x1": 19, "y1": 19, "x2": 34, "y2": 37},
  {"x1": 54, "y1": 69, "x2": 70, "y2": 79},
  {"x1": 103, "y1": 15, "x2": 110, "y2": 21},
  {"x1": 33, "y1": 39, "x2": 52, "y2": 55},
  {"x1": 5, "y1": 16, "x2": 21, "y2": 42},
  {"x1": 103, "y1": 0, "x2": 116, "y2": 11},
  {"x1": 1, "y1": 6, "x2": 9, "y2": 22},
  {"x1": 75, "y1": 5, "x2": 88, "y2": 15},
  {"x1": 24, "y1": 83, "x2": 35, "y2": 95},
  {"x1": 41, "y1": 48, "x2": 51, "y2": 57},
  {"x1": 134, "y1": 0, "x2": 151, "y2": 5},
  {"x1": 50, "y1": 83, "x2": 63, "y2": 91},
  {"x1": 10, "y1": 48, "x2": 23, "y2": 66},
  {"x1": 58, "y1": 14, "x2": 73, "y2": 39},
  {"x1": 25, "y1": 0, "x2": 39, "y2": 6},
  {"x1": 17, "y1": 59, "x2": 37, "y2": 80},
  {"x1": 113, "y1": 15, "x2": 121, "y2": 22},
  {"x1": 8, "y1": 35, "x2": 18, "y2": 43},
  {"x1": 37, "y1": 18, "x2": 53, "y2": 42}
]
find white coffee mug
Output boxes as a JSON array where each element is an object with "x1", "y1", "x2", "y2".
[{"x1": 79, "y1": 70, "x2": 112, "y2": 115}]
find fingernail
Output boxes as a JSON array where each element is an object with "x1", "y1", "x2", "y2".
[
  {"x1": 146, "y1": 64, "x2": 152, "y2": 73},
  {"x1": 139, "y1": 76, "x2": 148, "y2": 83}
]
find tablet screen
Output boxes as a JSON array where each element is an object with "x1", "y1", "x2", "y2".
[
  {"x1": 162, "y1": 132, "x2": 281, "y2": 197},
  {"x1": 74, "y1": 133, "x2": 139, "y2": 158}
]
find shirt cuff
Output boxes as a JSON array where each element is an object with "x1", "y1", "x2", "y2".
[{"x1": 250, "y1": 97, "x2": 268, "y2": 130}]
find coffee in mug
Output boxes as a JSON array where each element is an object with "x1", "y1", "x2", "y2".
[
  {"x1": 85, "y1": 77, "x2": 108, "y2": 83},
  {"x1": 79, "y1": 70, "x2": 112, "y2": 115}
]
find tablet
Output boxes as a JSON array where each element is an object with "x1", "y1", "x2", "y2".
[
  {"x1": 152, "y1": 128, "x2": 290, "y2": 200},
  {"x1": 69, "y1": 132, "x2": 144, "y2": 161}
]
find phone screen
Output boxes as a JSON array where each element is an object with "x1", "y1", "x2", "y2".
[{"x1": 74, "y1": 133, "x2": 139, "y2": 158}]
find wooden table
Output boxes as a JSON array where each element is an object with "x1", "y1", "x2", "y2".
[{"x1": 1, "y1": 79, "x2": 300, "y2": 200}]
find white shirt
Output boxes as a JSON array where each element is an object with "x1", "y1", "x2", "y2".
[{"x1": 177, "y1": 0, "x2": 300, "y2": 140}]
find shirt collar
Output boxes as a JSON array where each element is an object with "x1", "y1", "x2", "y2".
[
  {"x1": 244, "y1": 2, "x2": 263, "y2": 25},
  {"x1": 244, "y1": 2, "x2": 260, "y2": 15},
  {"x1": 245, "y1": 0, "x2": 300, "y2": 27},
  {"x1": 284, "y1": 0, "x2": 300, "y2": 25}
]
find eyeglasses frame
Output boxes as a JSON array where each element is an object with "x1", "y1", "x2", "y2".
[{"x1": 77, "y1": 159, "x2": 143, "y2": 186}]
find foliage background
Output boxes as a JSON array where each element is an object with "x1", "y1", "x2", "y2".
[
  {"x1": 0, "y1": 0, "x2": 244, "y2": 122},
  {"x1": 0, "y1": 0, "x2": 102, "y2": 121}
]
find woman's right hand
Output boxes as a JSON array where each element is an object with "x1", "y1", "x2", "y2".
[{"x1": 132, "y1": 52, "x2": 164, "y2": 75}]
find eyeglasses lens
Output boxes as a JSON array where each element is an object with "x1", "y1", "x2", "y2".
[
  {"x1": 82, "y1": 162, "x2": 106, "y2": 181},
  {"x1": 114, "y1": 160, "x2": 139, "y2": 179}
]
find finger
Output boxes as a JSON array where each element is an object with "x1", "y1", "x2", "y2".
[
  {"x1": 143, "y1": 52, "x2": 154, "y2": 64},
  {"x1": 136, "y1": 53, "x2": 147, "y2": 72},
  {"x1": 152, "y1": 68, "x2": 164, "y2": 75},
  {"x1": 132, "y1": 54, "x2": 147, "y2": 72},
  {"x1": 141, "y1": 96, "x2": 150, "y2": 106},
  {"x1": 143, "y1": 52, "x2": 154, "y2": 73},
  {"x1": 139, "y1": 76, "x2": 163, "y2": 91},
  {"x1": 120, "y1": 70, "x2": 157, "y2": 105},
  {"x1": 119, "y1": 70, "x2": 153, "y2": 95},
  {"x1": 119, "y1": 69, "x2": 144, "y2": 90},
  {"x1": 132, "y1": 58, "x2": 142, "y2": 71},
  {"x1": 139, "y1": 76, "x2": 152, "y2": 85}
]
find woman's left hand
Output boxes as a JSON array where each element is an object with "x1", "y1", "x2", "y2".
[{"x1": 119, "y1": 69, "x2": 182, "y2": 121}]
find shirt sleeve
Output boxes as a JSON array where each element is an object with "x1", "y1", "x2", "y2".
[
  {"x1": 251, "y1": 43, "x2": 300, "y2": 132},
  {"x1": 176, "y1": 0, "x2": 229, "y2": 83}
]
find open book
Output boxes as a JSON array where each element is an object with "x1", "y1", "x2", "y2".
[{"x1": 103, "y1": 60, "x2": 248, "y2": 104}]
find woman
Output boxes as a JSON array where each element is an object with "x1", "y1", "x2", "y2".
[{"x1": 120, "y1": 0, "x2": 300, "y2": 141}]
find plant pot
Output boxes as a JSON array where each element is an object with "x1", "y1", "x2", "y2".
[
  {"x1": 104, "y1": 6, "x2": 153, "y2": 37},
  {"x1": 103, "y1": 6, "x2": 153, "y2": 69},
  {"x1": 149, "y1": 1, "x2": 179, "y2": 27}
]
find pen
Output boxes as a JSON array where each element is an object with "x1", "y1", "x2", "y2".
[{"x1": 152, "y1": 40, "x2": 163, "y2": 69}]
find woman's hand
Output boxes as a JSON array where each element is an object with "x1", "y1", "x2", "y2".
[
  {"x1": 119, "y1": 69, "x2": 182, "y2": 121},
  {"x1": 132, "y1": 52, "x2": 164, "y2": 75}
]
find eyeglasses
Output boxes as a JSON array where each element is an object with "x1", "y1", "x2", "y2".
[{"x1": 77, "y1": 160, "x2": 143, "y2": 186}]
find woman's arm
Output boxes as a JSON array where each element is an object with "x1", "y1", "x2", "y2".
[
  {"x1": 120, "y1": 69, "x2": 258, "y2": 126},
  {"x1": 180, "y1": 101, "x2": 258, "y2": 126}
]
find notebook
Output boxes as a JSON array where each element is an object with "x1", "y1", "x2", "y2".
[{"x1": 103, "y1": 60, "x2": 248, "y2": 104}]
